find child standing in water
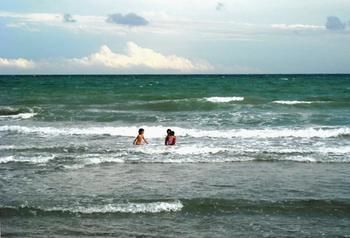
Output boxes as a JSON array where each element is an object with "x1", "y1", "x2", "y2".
[{"x1": 133, "y1": 128, "x2": 148, "y2": 145}]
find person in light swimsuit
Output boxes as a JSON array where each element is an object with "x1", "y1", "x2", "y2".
[{"x1": 133, "y1": 128, "x2": 148, "y2": 145}]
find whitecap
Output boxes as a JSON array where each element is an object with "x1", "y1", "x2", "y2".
[
  {"x1": 279, "y1": 156, "x2": 317, "y2": 163},
  {"x1": 0, "y1": 112, "x2": 37, "y2": 119},
  {"x1": 0, "y1": 155, "x2": 55, "y2": 164},
  {"x1": 1, "y1": 125, "x2": 349, "y2": 139},
  {"x1": 204, "y1": 97, "x2": 244, "y2": 103},
  {"x1": 136, "y1": 145, "x2": 228, "y2": 156},
  {"x1": 0, "y1": 145, "x2": 15, "y2": 150},
  {"x1": 83, "y1": 156, "x2": 125, "y2": 165},
  {"x1": 46, "y1": 201, "x2": 183, "y2": 214},
  {"x1": 272, "y1": 100, "x2": 314, "y2": 105}
]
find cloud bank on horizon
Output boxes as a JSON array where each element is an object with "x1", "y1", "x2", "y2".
[
  {"x1": 0, "y1": 0, "x2": 349, "y2": 74},
  {"x1": 0, "y1": 42, "x2": 213, "y2": 74}
]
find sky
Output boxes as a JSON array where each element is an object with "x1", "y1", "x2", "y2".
[{"x1": 0, "y1": 0, "x2": 349, "y2": 74}]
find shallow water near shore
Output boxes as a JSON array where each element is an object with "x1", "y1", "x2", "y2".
[{"x1": 1, "y1": 74, "x2": 350, "y2": 237}]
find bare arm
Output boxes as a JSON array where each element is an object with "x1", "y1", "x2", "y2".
[{"x1": 142, "y1": 135, "x2": 149, "y2": 144}]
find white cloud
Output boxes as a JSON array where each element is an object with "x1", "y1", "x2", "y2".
[
  {"x1": 0, "y1": 42, "x2": 213, "y2": 73},
  {"x1": 0, "y1": 11, "x2": 329, "y2": 40},
  {"x1": 271, "y1": 24, "x2": 324, "y2": 30},
  {"x1": 70, "y1": 42, "x2": 213, "y2": 71},
  {"x1": 0, "y1": 12, "x2": 62, "y2": 23},
  {"x1": 0, "y1": 57, "x2": 35, "y2": 69}
]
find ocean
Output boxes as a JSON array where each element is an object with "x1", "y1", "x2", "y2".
[{"x1": 0, "y1": 74, "x2": 349, "y2": 237}]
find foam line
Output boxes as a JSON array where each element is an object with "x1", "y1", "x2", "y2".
[{"x1": 0, "y1": 125, "x2": 349, "y2": 139}]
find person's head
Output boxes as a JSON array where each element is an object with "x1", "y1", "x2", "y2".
[
  {"x1": 138, "y1": 128, "x2": 144, "y2": 134},
  {"x1": 170, "y1": 131, "x2": 175, "y2": 136},
  {"x1": 167, "y1": 129, "x2": 171, "y2": 135}
]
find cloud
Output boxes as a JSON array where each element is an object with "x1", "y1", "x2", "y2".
[
  {"x1": 70, "y1": 42, "x2": 212, "y2": 72},
  {"x1": 216, "y1": 2, "x2": 224, "y2": 11},
  {"x1": 63, "y1": 13, "x2": 76, "y2": 23},
  {"x1": 326, "y1": 16, "x2": 346, "y2": 31},
  {"x1": 0, "y1": 57, "x2": 35, "y2": 69},
  {"x1": 106, "y1": 13, "x2": 149, "y2": 26},
  {"x1": 271, "y1": 24, "x2": 323, "y2": 30}
]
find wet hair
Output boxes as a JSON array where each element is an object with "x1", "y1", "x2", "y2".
[
  {"x1": 138, "y1": 128, "x2": 144, "y2": 134},
  {"x1": 170, "y1": 131, "x2": 175, "y2": 136},
  {"x1": 167, "y1": 129, "x2": 171, "y2": 134}
]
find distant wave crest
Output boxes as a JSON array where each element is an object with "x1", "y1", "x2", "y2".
[
  {"x1": 204, "y1": 97, "x2": 244, "y2": 103},
  {"x1": 273, "y1": 100, "x2": 315, "y2": 105}
]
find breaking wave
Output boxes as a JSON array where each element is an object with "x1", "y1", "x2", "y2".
[
  {"x1": 0, "y1": 106, "x2": 37, "y2": 119},
  {"x1": 273, "y1": 100, "x2": 317, "y2": 105},
  {"x1": 1, "y1": 125, "x2": 349, "y2": 139},
  {"x1": 2, "y1": 201, "x2": 183, "y2": 215},
  {"x1": 2, "y1": 198, "x2": 349, "y2": 216},
  {"x1": 204, "y1": 97, "x2": 244, "y2": 103},
  {"x1": 0, "y1": 155, "x2": 55, "y2": 164}
]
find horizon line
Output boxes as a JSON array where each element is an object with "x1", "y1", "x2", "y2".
[{"x1": 1, "y1": 73, "x2": 350, "y2": 76}]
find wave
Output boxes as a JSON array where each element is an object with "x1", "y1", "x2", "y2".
[
  {"x1": 133, "y1": 146, "x2": 228, "y2": 156},
  {"x1": 1, "y1": 125, "x2": 349, "y2": 139},
  {"x1": 2, "y1": 201, "x2": 183, "y2": 215},
  {"x1": 2, "y1": 152, "x2": 349, "y2": 166},
  {"x1": 3, "y1": 143, "x2": 350, "y2": 157},
  {"x1": 1, "y1": 154, "x2": 349, "y2": 167},
  {"x1": 132, "y1": 97, "x2": 245, "y2": 104},
  {"x1": 0, "y1": 155, "x2": 55, "y2": 164},
  {"x1": 0, "y1": 106, "x2": 37, "y2": 119},
  {"x1": 79, "y1": 155, "x2": 350, "y2": 165},
  {"x1": 2, "y1": 198, "x2": 349, "y2": 216},
  {"x1": 48, "y1": 201, "x2": 183, "y2": 214},
  {"x1": 0, "y1": 112, "x2": 37, "y2": 119},
  {"x1": 272, "y1": 100, "x2": 316, "y2": 105},
  {"x1": 204, "y1": 97, "x2": 244, "y2": 103}
]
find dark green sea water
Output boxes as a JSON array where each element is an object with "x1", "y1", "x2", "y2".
[{"x1": 0, "y1": 75, "x2": 350, "y2": 237}]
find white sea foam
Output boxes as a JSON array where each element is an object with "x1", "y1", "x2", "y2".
[
  {"x1": 0, "y1": 106, "x2": 37, "y2": 119},
  {"x1": 63, "y1": 164, "x2": 86, "y2": 170},
  {"x1": 0, "y1": 156, "x2": 16, "y2": 163},
  {"x1": 0, "y1": 145, "x2": 15, "y2": 150},
  {"x1": 1, "y1": 125, "x2": 349, "y2": 139},
  {"x1": 277, "y1": 156, "x2": 318, "y2": 163},
  {"x1": 272, "y1": 100, "x2": 314, "y2": 105},
  {"x1": 317, "y1": 146, "x2": 350, "y2": 155},
  {"x1": 46, "y1": 201, "x2": 183, "y2": 214},
  {"x1": 82, "y1": 154, "x2": 126, "y2": 165},
  {"x1": 205, "y1": 97, "x2": 244, "y2": 103},
  {"x1": 0, "y1": 112, "x2": 37, "y2": 119},
  {"x1": 0, "y1": 155, "x2": 55, "y2": 164},
  {"x1": 136, "y1": 145, "x2": 228, "y2": 156}
]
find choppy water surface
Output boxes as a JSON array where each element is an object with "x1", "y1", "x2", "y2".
[{"x1": 1, "y1": 75, "x2": 350, "y2": 237}]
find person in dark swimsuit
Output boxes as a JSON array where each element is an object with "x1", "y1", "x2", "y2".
[
  {"x1": 165, "y1": 130, "x2": 176, "y2": 145},
  {"x1": 165, "y1": 129, "x2": 172, "y2": 145}
]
